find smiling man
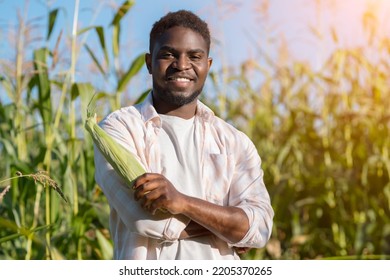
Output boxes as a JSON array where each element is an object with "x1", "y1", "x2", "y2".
[{"x1": 94, "y1": 10, "x2": 274, "y2": 260}]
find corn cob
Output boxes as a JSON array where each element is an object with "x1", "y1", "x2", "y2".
[{"x1": 85, "y1": 113, "x2": 146, "y2": 187}]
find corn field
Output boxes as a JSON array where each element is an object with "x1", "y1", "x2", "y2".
[{"x1": 0, "y1": 0, "x2": 389, "y2": 260}]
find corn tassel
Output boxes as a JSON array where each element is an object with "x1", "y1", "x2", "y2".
[{"x1": 85, "y1": 113, "x2": 146, "y2": 187}]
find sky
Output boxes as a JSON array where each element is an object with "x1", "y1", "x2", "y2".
[
  {"x1": 2, "y1": 0, "x2": 389, "y2": 63},
  {"x1": 1, "y1": 0, "x2": 390, "y2": 101},
  {"x1": 0, "y1": 0, "x2": 283, "y2": 67}
]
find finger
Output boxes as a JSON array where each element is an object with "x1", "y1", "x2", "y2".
[
  {"x1": 133, "y1": 173, "x2": 160, "y2": 189},
  {"x1": 139, "y1": 188, "x2": 163, "y2": 208},
  {"x1": 132, "y1": 173, "x2": 150, "y2": 190},
  {"x1": 136, "y1": 189, "x2": 167, "y2": 214},
  {"x1": 133, "y1": 180, "x2": 159, "y2": 201}
]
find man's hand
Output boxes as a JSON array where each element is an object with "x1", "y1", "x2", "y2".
[{"x1": 133, "y1": 173, "x2": 185, "y2": 215}]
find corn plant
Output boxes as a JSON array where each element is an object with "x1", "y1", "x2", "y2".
[
  {"x1": 0, "y1": 0, "x2": 145, "y2": 259},
  {"x1": 207, "y1": 3, "x2": 390, "y2": 260}
]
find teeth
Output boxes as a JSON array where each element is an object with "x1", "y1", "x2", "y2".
[{"x1": 171, "y1": 77, "x2": 190, "y2": 82}]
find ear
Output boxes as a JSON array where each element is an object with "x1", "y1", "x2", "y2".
[
  {"x1": 145, "y1": 53, "x2": 152, "y2": 74},
  {"x1": 207, "y1": 57, "x2": 213, "y2": 70}
]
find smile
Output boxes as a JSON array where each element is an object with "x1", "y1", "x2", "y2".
[{"x1": 167, "y1": 76, "x2": 193, "y2": 82}]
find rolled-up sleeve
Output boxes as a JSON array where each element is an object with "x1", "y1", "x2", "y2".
[{"x1": 227, "y1": 134, "x2": 274, "y2": 248}]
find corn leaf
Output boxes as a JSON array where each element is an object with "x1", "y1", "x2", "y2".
[
  {"x1": 47, "y1": 8, "x2": 59, "y2": 40},
  {"x1": 117, "y1": 53, "x2": 145, "y2": 93},
  {"x1": 134, "y1": 88, "x2": 151, "y2": 104},
  {"x1": 85, "y1": 44, "x2": 106, "y2": 76},
  {"x1": 95, "y1": 26, "x2": 109, "y2": 67},
  {"x1": 33, "y1": 48, "x2": 52, "y2": 133},
  {"x1": 111, "y1": 0, "x2": 134, "y2": 58},
  {"x1": 96, "y1": 229, "x2": 113, "y2": 260},
  {"x1": 78, "y1": 26, "x2": 109, "y2": 70}
]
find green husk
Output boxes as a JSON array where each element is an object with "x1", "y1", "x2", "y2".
[{"x1": 84, "y1": 113, "x2": 146, "y2": 187}]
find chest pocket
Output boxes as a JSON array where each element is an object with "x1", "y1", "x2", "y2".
[{"x1": 203, "y1": 153, "x2": 235, "y2": 205}]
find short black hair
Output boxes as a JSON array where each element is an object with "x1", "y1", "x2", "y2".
[{"x1": 149, "y1": 10, "x2": 211, "y2": 54}]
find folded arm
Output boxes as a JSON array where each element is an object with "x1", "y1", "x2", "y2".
[
  {"x1": 133, "y1": 133, "x2": 274, "y2": 247},
  {"x1": 133, "y1": 172, "x2": 249, "y2": 243}
]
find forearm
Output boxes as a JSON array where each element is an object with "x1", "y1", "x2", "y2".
[
  {"x1": 179, "y1": 195, "x2": 249, "y2": 243},
  {"x1": 133, "y1": 173, "x2": 250, "y2": 243}
]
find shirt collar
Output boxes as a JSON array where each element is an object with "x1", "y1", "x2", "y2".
[
  {"x1": 136, "y1": 92, "x2": 161, "y2": 126},
  {"x1": 195, "y1": 99, "x2": 215, "y2": 122}
]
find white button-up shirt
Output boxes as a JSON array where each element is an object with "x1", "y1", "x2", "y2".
[{"x1": 94, "y1": 93, "x2": 274, "y2": 259}]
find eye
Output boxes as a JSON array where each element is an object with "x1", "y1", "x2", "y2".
[
  {"x1": 190, "y1": 55, "x2": 201, "y2": 61},
  {"x1": 159, "y1": 52, "x2": 174, "y2": 59},
  {"x1": 189, "y1": 52, "x2": 204, "y2": 61}
]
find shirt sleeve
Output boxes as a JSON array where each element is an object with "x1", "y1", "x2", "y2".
[
  {"x1": 94, "y1": 114, "x2": 189, "y2": 241},
  {"x1": 227, "y1": 133, "x2": 274, "y2": 248}
]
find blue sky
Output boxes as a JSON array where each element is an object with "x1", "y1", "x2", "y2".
[
  {"x1": 3, "y1": 0, "x2": 386, "y2": 66},
  {"x1": 1, "y1": 0, "x2": 277, "y2": 67}
]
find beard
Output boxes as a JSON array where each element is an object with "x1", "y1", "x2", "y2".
[{"x1": 153, "y1": 84, "x2": 203, "y2": 107}]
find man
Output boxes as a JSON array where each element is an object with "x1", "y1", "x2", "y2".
[{"x1": 94, "y1": 10, "x2": 273, "y2": 260}]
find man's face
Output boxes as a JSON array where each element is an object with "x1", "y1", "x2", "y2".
[{"x1": 146, "y1": 26, "x2": 212, "y2": 108}]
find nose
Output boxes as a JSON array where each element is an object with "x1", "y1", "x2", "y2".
[{"x1": 172, "y1": 55, "x2": 190, "y2": 70}]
